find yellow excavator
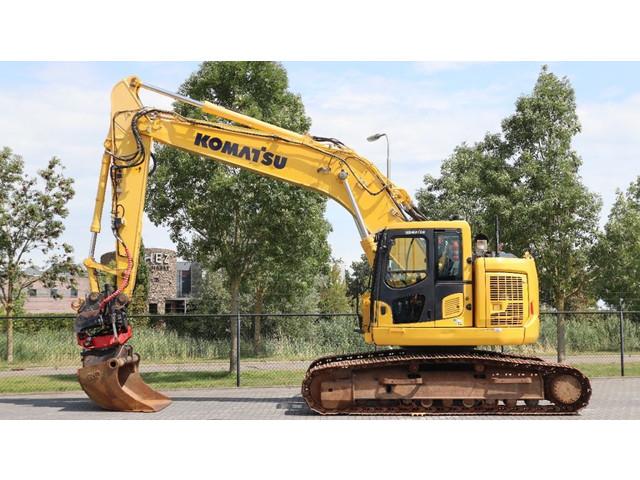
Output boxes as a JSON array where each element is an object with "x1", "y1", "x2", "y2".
[{"x1": 74, "y1": 76, "x2": 591, "y2": 415}]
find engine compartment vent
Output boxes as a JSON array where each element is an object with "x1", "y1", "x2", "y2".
[
  {"x1": 442, "y1": 294, "x2": 463, "y2": 318},
  {"x1": 488, "y1": 274, "x2": 525, "y2": 326}
]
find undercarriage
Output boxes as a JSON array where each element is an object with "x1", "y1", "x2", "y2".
[{"x1": 302, "y1": 348, "x2": 591, "y2": 415}]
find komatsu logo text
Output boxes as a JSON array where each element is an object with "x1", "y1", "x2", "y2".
[{"x1": 194, "y1": 132, "x2": 287, "y2": 169}]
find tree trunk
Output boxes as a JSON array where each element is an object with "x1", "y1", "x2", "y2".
[
  {"x1": 229, "y1": 276, "x2": 241, "y2": 373},
  {"x1": 253, "y1": 286, "x2": 264, "y2": 356},
  {"x1": 556, "y1": 296, "x2": 566, "y2": 363}
]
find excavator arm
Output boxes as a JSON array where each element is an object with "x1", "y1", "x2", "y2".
[{"x1": 75, "y1": 76, "x2": 423, "y2": 411}]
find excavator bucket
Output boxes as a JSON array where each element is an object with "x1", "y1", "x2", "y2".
[{"x1": 77, "y1": 352, "x2": 171, "y2": 412}]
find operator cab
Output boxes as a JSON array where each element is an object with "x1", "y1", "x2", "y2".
[{"x1": 371, "y1": 226, "x2": 466, "y2": 325}]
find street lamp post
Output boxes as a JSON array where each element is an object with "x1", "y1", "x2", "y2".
[{"x1": 366, "y1": 133, "x2": 390, "y2": 180}]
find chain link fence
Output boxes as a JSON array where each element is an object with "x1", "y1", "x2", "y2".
[
  {"x1": 505, "y1": 311, "x2": 640, "y2": 377},
  {"x1": 0, "y1": 310, "x2": 637, "y2": 394}
]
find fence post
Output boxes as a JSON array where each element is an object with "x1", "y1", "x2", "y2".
[
  {"x1": 236, "y1": 312, "x2": 241, "y2": 387},
  {"x1": 619, "y1": 299, "x2": 625, "y2": 377},
  {"x1": 556, "y1": 312, "x2": 565, "y2": 363}
]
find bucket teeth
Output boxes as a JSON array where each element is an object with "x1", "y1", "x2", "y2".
[{"x1": 78, "y1": 350, "x2": 171, "y2": 412}]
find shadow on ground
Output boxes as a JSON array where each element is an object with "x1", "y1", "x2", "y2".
[
  {"x1": 163, "y1": 394, "x2": 314, "y2": 416},
  {"x1": 0, "y1": 397, "x2": 105, "y2": 413}
]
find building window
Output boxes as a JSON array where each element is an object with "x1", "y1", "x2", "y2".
[
  {"x1": 70, "y1": 287, "x2": 78, "y2": 297},
  {"x1": 28, "y1": 288, "x2": 37, "y2": 297},
  {"x1": 180, "y1": 269, "x2": 191, "y2": 296},
  {"x1": 149, "y1": 303, "x2": 158, "y2": 314},
  {"x1": 50, "y1": 288, "x2": 58, "y2": 298}
]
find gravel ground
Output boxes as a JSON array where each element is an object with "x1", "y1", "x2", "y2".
[{"x1": 0, "y1": 377, "x2": 638, "y2": 420}]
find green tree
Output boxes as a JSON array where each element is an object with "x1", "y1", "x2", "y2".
[
  {"x1": 318, "y1": 259, "x2": 352, "y2": 314},
  {"x1": 0, "y1": 148, "x2": 80, "y2": 362},
  {"x1": 417, "y1": 133, "x2": 513, "y2": 243},
  {"x1": 249, "y1": 231, "x2": 330, "y2": 355},
  {"x1": 503, "y1": 67, "x2": 601, "y2": 362},
  {"x1": 314, "y1": 259, "x2": 355, "y2": 347},
  {"x1": 146, "y1": 62, "x2": 331, "y2": 372},
  {"x1": 345, "y1": 254, "x2": 371, "y2": 309},
  {"x1": 129, "y1": 240, "x2": 150, "y2": 316},
  {"x1": 593, "y1": 178, "x2": 640, "y2": 312},
  {"x1": 417, "y1": 66, "x2": 601, "y2": 361}
]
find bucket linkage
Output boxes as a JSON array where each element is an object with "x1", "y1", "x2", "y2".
[{"x1": 74, "y1": 288, "x2": 171, "y2": 412}]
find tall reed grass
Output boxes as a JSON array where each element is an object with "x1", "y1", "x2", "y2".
[{"x1": 1, "y1": 313, "x2": 637, "y2": 369}]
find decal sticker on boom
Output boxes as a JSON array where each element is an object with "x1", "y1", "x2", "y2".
[{"x1": 194, "y1": 132, "x2": 288, "y2": 169}]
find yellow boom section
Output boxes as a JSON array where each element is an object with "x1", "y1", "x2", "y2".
[{"x1": 86, "y1": 76, "x2": 420, "y2": 296}]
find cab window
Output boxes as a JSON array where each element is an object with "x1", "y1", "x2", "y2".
[
  {"x1": 436, "y1": 231, "x2": 462, "y2": 281},
  {"x1": 385, "y1": 236, "x2": 428, "y2": 289}
]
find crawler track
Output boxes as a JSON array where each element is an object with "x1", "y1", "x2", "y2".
[{"x1": 302, "y1": 349, "x2": 591, "y2": 415}]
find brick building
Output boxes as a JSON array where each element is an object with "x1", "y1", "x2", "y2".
[
  {"x1": 101, "y1": 247, "x2": 200, "y2": 314},
  {"x1": 23, "y1": 271, "x2": 91, "y2": 314}
]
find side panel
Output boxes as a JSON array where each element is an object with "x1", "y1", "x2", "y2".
[
  {"x1": 371, "y1": 325, "x2": 526, "y2": 346},
  {"x1": 474, "y1": 256, "x2": 540, "y2": 341}
]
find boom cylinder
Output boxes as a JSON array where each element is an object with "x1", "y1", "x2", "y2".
[{"x1": 140, "y1": 81, "x2": 306, "y2": 143}]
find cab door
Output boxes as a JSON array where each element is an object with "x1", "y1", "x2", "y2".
[
  {"x1": 371, "y1": 229, "x2": 435, "y2": 326},
  {"x1": 433, "y1": 229, "x2": 468, "y2": 327}
]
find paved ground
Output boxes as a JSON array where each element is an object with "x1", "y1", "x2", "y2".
[
  {"x1": 1, "y1": 354, "x2": 638, "y2": 378},
  {"x1": 0, "y1": 377, "x2": 638, "y2": 420}
]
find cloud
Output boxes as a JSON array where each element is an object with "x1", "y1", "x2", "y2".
[
  {"x1": 3, "y1": 62, "x2": 637, "y2": 269},
  {"x1": 0, "y1": 65, "x2": 176, "y2": 266},
  {"x1": 302, "y1": 72, "x2": 512, "y2": 195},
  {"x1": 576, "y1": 94, "x2": 640, "y2": 219},
  {"x1": 300, "y1": 67, "x2": 640, "y2": 264},
  {"x1": 294, "y1": 68, "x2": 516, "y2": 264}
]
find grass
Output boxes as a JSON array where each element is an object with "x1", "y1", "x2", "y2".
[
  {"x1": 572, "y1": 363, "x2": 640, "y2": 377},
  {"x1": 0, "y1": 323, "x2": 371, "y2": 370},
  {"x1": 1, "y1": 362, "x2": 638, "y2": 395},
  {"x1": 0, "y1": 369, "x2": 306, "y2": 394},
  {"x1": 3, "y1": 314, "x2": 638, "y2": 369}
]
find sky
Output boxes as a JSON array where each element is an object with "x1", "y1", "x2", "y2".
[{"x1": 2, "y1": 61, "x2": 640, "y2": 269}]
